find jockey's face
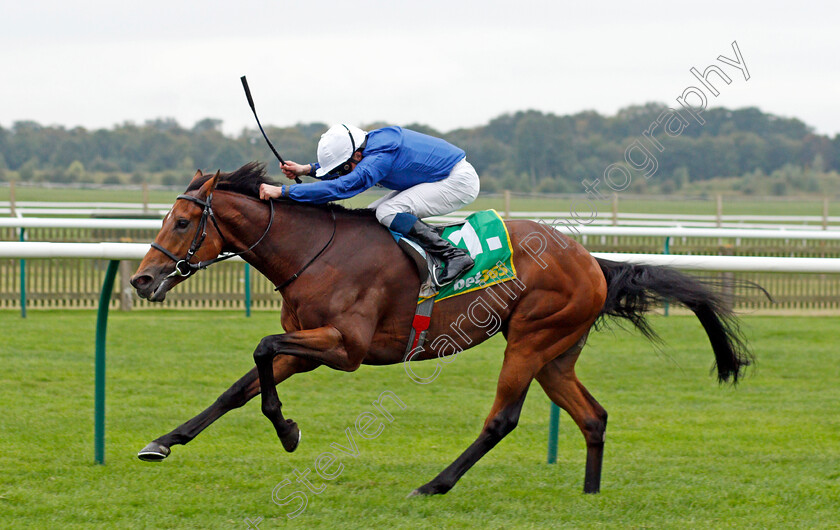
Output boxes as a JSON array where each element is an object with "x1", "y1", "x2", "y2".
[{"x1": 332, "y1": 151, "x2": 363, "y2": 177}]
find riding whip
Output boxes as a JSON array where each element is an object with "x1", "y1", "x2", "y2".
[{"x1": 240, "y1": 75, "x2": 302, "y2": 184}]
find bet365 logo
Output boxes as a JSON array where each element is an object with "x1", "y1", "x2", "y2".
[{"x1": 452, "y1": 271, "x2": 485, "y2": 292}]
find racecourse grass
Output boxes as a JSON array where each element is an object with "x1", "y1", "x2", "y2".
[{"x1": 1, "y1": 311, "x2": 838, "y2": 528}]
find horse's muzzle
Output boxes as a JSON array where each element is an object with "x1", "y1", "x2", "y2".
[{"x1": 130, "y1": 270, "x2": 172, "y2": 302}]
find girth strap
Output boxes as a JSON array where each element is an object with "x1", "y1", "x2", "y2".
[{"x1": 405, "y1": 297, "x2": 436, "y2": 357}]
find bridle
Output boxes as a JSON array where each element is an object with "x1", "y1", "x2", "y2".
[
  {"x1": 150, "y1": 191, "x2": 337, "y2": 290},
  {"x1": 151, "y1": 192, "x2": 275, "y2": 279}
]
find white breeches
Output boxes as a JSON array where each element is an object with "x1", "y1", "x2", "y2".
[{"x1": 369, "y1": 159, "x2": 480, "y2": 225}]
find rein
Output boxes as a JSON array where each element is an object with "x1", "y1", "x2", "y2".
[
  {"x1": 274, "y1": 207, "x2": 336, "y2": 291},
  {"x1": 151, "y1": 193, "x2": 336, "y2": 290}
]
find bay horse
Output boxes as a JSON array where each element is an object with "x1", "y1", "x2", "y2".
[{"x1": 129, "y1": 162, "x2": 752, "y2": 496}]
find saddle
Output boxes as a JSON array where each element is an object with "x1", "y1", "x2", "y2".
[
  {"x1": 392, "y1": 232, "x2": 443, "y2": 299},
  {"x1": 391, "y1": 210, "x2": 518, "y2": 357}
]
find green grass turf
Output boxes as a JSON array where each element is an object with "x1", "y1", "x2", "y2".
[
  {"x1": 1, "y1": 311, "x2": 838, "y2": 528},
  {"x1": 0, "y1": 186, "x2": 182, "y2": 206},
  {"x1": 464, "y1": 196, "x2": 837, "y2": 217}
]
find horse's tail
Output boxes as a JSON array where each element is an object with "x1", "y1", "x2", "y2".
[{"x1": 594, "y1": 257, "x2": 757, "y2": 384}]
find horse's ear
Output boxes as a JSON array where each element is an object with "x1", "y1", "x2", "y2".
[
  {"x1": 208, "y1": 170, "x2": 221, "y2": 193},
  {"x1": 190, "y1": 169, "x2": 204, "y2": 183},
  {"x1": 195, "y1": 170, "x2": 220, "y2": 198}
]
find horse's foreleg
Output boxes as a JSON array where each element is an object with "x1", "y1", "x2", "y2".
[
  {"x1": 138, "y1": 356, "x2": 317, "y2": 461},
  {"x1": 252, "y1": 326, "x2": 352, "y2": 450},
  {"x1": 408, "y1": 354, "x2": 534, "y2": 496}
]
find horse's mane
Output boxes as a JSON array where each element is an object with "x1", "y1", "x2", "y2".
[{"x1": 185, "y1": 161, "x2": 376, "y2": 219}]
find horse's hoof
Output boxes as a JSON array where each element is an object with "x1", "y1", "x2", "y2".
[
  {"x1": 137, "y1": 441, "x2": 171, "y2": 462},
  {"x1": 407, "y1": 483, "x2": 444, "y2": 497},
  {"x1": 281, "y1": 420, "x2": 301, "y2": 453}
]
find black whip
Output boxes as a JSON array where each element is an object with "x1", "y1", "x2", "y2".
[{"x1": 240, "y1": 75, "x2": 302, "y2": 184}]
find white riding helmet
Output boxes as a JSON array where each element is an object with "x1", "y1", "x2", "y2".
[{"x1": 315, "y1": 123, "x2": 368, "y2": 177}]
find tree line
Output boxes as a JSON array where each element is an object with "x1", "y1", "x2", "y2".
[{"x1": 1, "y1": 103, "x2": 839, "y2": 196}]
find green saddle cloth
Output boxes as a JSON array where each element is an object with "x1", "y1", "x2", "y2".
[{"x1": 422, "y1": 209, "x2": 518, "y2": 303}]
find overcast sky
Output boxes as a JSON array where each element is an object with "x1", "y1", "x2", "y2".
[{"x1": 2, "y1": 1, "x2": 838, "y2": 137}]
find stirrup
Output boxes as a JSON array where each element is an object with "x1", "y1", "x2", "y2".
[
  {"x1": 433, "y1": 255, "x2": 473, "y2": 287},
  {"x1": 428, "y1": 255, "x2": 448, "y2": 288}
]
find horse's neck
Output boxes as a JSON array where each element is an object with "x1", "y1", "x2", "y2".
[{"x1": 214, "y1": 194, "x2": 334, "y2": 285}]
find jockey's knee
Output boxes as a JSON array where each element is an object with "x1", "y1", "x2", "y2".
[
  {"x1": 376, "y1": 210, "x2": 396, "y2": 227},
  {"x1": 376, "y1": 208, "x2": 416, "y2": 231},
  {"x1": 454, "y1": 159, "x2": 481, "y2": 203}
]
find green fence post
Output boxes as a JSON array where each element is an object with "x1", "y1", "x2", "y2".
[
  {"x1": 244, "y1": 263, "x2": 251, "y2": 317},
  {"x1": 547, "y1": 403, "x2": 560, "y2": 464},
  {"x1": 19, "y1": 227, "x2": 26, "y2": 318},
  {"x1": 95, "y1": 260, "x2": 119, "y2": 465},
  {"x1": 663, "y1": 236, "x2": 671, "y2": 317}
]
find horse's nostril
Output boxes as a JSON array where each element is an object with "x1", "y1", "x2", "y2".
[{"x1": 130, "y1": 274, "x2": 152, "y2": 289}]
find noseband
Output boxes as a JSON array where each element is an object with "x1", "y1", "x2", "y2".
[{"x1": 151, "y1": 193, "x2": 275, "y2": 279}]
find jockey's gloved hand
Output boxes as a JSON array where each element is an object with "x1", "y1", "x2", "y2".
[
  {"x1": 259, "y1": 183, "x2": 284, "y2": 200},
  {"x1": 280, "y1": 161, "x2": 309, "y2": 180}
]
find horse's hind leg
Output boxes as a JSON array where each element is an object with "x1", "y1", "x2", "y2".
[
  {"x1": 408, "y1": 352, "x2": 534, "y2": 497},
  {"x1": 409, "y1": 326, "x2": 592, "y2": 497},
  {"x1": 535, "y1": 340, "x2": 608, "y2": 494},
  {"x1": 138, "y1": 356, "x2": 318, "y2": 461}
]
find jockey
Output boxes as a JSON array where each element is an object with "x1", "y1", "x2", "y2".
[{"x1": 259, "y1": 124, "x2": 480, "y2": 286}]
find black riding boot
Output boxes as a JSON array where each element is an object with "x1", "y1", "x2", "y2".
[{"x1": 407, "y1": 220, "x2": 474, "y2": 286}]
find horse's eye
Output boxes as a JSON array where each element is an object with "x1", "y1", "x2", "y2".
[{"x1": 175, "y1": 218, "x2": 190, "y2": 229}]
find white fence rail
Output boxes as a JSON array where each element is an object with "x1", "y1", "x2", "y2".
[
  {"x1": 0, "y1": 217, "x2": 163, "y2": 230},
  {"x1": 433, "y1": 212, "x2": 840, "y2": 230},
  {"x1": 593, "y1": 253, "x2": 840, "y2": 273},
  {"x1": 4, "y1": 217, "x2": 840, "y2": 241},
  {"x1": 0, "y1": 242, "x2": 837, "y2": 273},
  {"x1": 0, "y1": 201, "x2": 172, "y2": 217},
  {"x1": 2, "y1": 200, "x2": 839, "y2": 230}
]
